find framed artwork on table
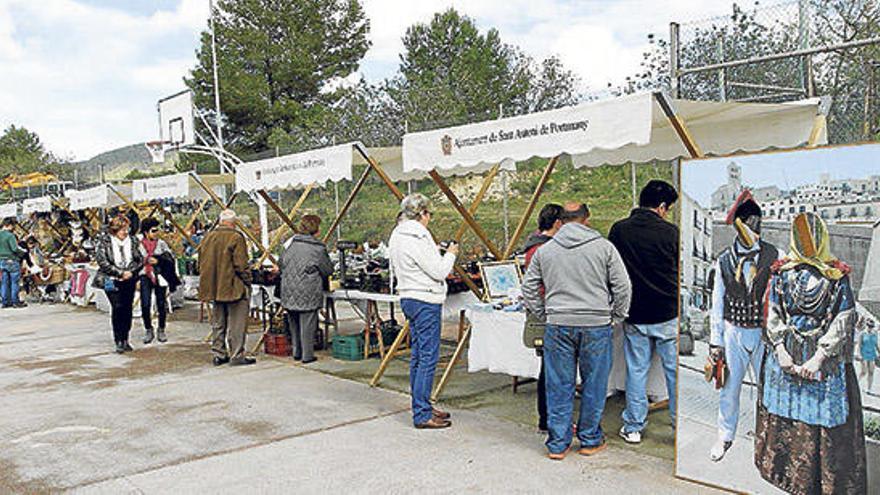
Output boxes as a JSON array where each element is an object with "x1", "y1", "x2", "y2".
[{"x1": 479, "y1": 260, "x2": 522, "y2": 301}]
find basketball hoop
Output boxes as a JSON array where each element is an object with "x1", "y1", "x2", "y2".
[{"x1": 145, "y1": 141, "x2": 170, "y2": 164}]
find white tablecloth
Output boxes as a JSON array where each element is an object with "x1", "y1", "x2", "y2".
[
  {"x1": 467, "y1": 308, "x2": 542, "y2": 378},
  {"x1": 465, "y1": 308, "x2": 669, "y2": 400},
  {"x1": 326, "y1": 290, "x2": 400, "y2": 303}
]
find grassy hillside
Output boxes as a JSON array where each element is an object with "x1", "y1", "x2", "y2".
[
  {"x1": 207, "y1": 157, "x2": 675, "y2": 260},
  {"x1": 72, "y1": 143, "x2": 179, "y2": 183}
]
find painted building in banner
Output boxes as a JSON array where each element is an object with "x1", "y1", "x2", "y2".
[
  {"x1": 860, "y1": 221, "x2": 880, "y2": 319},
  {"x1": 710, "y1": 162, "x2": 743, "y2": 211},
  {"x1": 680, "y1": 193, "x2": 713, "y2": 338}
]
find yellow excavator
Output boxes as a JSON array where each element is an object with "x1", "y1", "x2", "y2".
[{"x1": 0, "y1": 172, "x2": 59, "y2": 191}]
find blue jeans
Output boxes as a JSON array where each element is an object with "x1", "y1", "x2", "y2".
[
  {"x1": 401, "y1": 298, "x2": 442, "y2": 425},
  {"x1": 544, "y1": 324, "x2": 613, "y2": 453},
  {"x1": 621, "y1": 319, "x2": 678, "y2": 434},
  {"x1": 0, "y1": 259, "x2": 21, "y2": 307}
]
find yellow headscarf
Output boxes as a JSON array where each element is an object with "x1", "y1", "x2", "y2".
[{"x1": 780, "y1": 212, "x2": 845, "y2": 280}]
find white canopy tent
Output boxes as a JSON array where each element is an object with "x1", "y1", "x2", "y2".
[
  {"x1": 21, "y1": 196, "x2": 53, "y2": 215},
  {"x1": 397, "y1": 91, "x2": 826, "y2": 399},
  {"x1": 403, "y1": 92, "x2": 825, "y2": 172},
  {"x1": 0, "y1": 202, "x2": 17, "y2": 219},
  {"x1": 65, "y1": 184, "x2": 123, "y2": 211}
]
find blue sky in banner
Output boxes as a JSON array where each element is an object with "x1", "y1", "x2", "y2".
[{"x1": 683, "y1": 143, "x2": 880, "y2": 208}]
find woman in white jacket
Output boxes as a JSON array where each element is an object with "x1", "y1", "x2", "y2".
[{"x1": 389, "y1": 194, "x2": 458, "y2": 429}]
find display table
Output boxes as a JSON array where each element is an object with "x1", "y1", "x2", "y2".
[
  {"x1": 324, "y1": 290, "x2": 401, "y2": 359},
  {"x1": 464, "y1": 307, "x2": 669, "y2": 401}
]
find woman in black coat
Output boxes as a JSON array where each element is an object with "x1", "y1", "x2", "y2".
[{"x1": 94, "y1": 216, "x2": 144, "y2": 353}]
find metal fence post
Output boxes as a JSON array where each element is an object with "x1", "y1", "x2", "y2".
[{"x1": 669, "y1": 22, "x2": 681, "y2": 98}]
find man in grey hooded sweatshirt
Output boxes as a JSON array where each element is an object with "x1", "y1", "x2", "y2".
[{"x1": 522, "y1": 202, "x2": 632, "y2": 460}]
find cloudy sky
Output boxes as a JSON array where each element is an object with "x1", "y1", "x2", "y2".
[{"x1": 0, "y1": 0, "x2": 735, "y2": 161}]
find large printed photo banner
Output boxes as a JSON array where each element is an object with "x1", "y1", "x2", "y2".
[
  {"x1": 65, "y1": 184, "x2": 110, "y2": 211},
  {"x1": 235, "y1": 143, "x2": 354, "y2": 192},
  {"x1": 22, "y1": 196, "x2": 53, "y2": 214},
  {"x1": 132, "y1": 173, "x2": 191, "y2": 201},
  {"x1": 403, "y1": 93, "x2": 653, "y2": 172},
  {"x1": 675, "y1": 143, "x2": 880, "y2": 495},
  {"x1": 0, "y1": 202, "x2": 17, "y2": 219}
]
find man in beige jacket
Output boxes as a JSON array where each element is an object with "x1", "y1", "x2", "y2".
[{"x1": 199, "y1": 209, "x2": 254, "y2": 366}]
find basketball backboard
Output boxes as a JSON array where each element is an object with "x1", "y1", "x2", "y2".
[{"x1": 157, "y1": 90, "x2": 195, "y2": 147}]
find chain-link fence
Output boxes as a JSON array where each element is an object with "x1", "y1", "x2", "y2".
[{"x1": 673, "y1": 0, "x2": 880, "y2": 144}]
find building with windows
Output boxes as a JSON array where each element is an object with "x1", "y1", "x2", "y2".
[{"x1": 680, "y1": 193, "x2": 713, "y2": 337}]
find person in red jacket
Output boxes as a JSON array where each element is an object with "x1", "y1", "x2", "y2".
[{"x1": 521, "y1": 203, "x2": 563, "y2": 432}]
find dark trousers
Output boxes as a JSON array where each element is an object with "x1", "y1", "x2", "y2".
[
  {"x1": 287, "y1": 310, "x2": 318, "y2": 361},
  {"x1": 537, "y1": 357, "x2": 547, "y2": 431},
  {"x1": 139, "y1": 276, "x2": 167, "y2": 330},
  {"x1": 107, "y1": 278, "x2": 137, "y2": 344}
]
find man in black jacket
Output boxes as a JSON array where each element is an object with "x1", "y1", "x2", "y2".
[{"x1": 608, "y1": 180, "x2": 680, "y2": 444}]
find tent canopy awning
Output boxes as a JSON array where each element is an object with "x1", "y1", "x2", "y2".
[
  {"x1": 235, "y1": 143, "x2": 354, "y2": 192},
  {"x1": 0, "y1": 202, "x2": 17, "y2": 219},
  {"x1": 402, "y1": 92, "x2": 824, "y2": 172},
  {"x1": 132, "y1": 173, "x2": 231, "y2": 202},
  {"x1": 66, "y1": 184, "x2": 113, "y2": 211},
  {"x1": 351, "y1": 146, "x2": 513, "y2": 182},
  {"x1": 22, "y1": 196, "x2": 53, "y2": 214}
]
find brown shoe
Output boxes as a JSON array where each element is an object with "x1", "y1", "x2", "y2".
[
  {"x1": 578, "y1": 442, "x2": 607, "y2": 456},
  {"x1": 432, "y1": 407, "x2": 451, "y2": 420},
  {"x1": 415, "y1": 417, "x2": 451, "y2": 429},
  {"x1": 547, "y1": 450, "x2": 567, "y2": 461}
]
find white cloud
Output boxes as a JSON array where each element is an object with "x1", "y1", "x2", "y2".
[
  {"x1": 358, "y1": 0, "x2": 736, "y2": 92},
  {"x1": 0, "y1": 0, "x2": 208, "y2": 160},
  {"x1": 0, "y1": 0, "x2": 739, "y2": 161}
]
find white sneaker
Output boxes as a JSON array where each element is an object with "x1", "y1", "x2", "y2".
[
  {"x1": 709, "y1": 438, "x2": 732, "y2": 462},
  {"x1": 618, "y1": 427, "x2": 642, "y2": 444}
]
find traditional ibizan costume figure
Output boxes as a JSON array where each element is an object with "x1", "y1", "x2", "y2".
[
  {"x1": 709, "y1": 193, "x2": 779, "y2": 461},
  {"x1": 755, "y1": 212, "x2": 867, "y2": 495}
]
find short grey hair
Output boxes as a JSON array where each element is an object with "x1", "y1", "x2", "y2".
[
  {"x1": 219, "y1": 209, "x2": 237, "y2": 223},
  {"x1": 400, "y1": 193, "x2": 430, "y2": 221}
]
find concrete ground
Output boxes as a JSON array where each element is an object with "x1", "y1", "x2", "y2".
[
  {"x1": 0, "y1": 302, "x2": 717, "y2": 494},
  {"x1": 677, "y1": 340, "x2": 879, "y2": 494}
]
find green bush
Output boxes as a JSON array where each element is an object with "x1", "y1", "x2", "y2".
[{"x1": 865, "y1": 413, "x2": 880, "y2": 442}]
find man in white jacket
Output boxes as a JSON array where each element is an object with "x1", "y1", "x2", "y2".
[{"x1": 389, "y1": 194, "x2": 459, "y2": 429}]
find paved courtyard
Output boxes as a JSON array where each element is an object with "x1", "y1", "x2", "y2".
[{"x1": 0, "y1": 303, "x2": 716, "y2": 494}]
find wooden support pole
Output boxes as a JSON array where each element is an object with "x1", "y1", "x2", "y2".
[
  {"x1": 153, "y1": 205, "x2": 196, "y2": 254},
  {"x1": 453, "y1": 164, "x2": 500, "y2": 242},
  {"x1": 183, "y1": 197, "x2": 211, "y2": 232},
  {"x1": 189, "y1": 174, "x2": 278, "y2": 265},
  {"x1": 369, "y1": 321, "x2": 410, "y2": 387},
  {"x1": 257, "y1": 190, "x2": 296, "y2": 231},
  {"x1": 108, "y1": 185, "x2": 141, "y2": 218},
  {"x1": 430, "y1": 310, "x2": 470, "y2": 402},
  {"x1": 322, "y1": 165, "x2": 372, "y2": 244},
  {"x1": 807, "y1": 115, "x2": 827, "y2": 148},
  {"x1": 428, "y1": 170, "x2": 503, "y2": 260},
  {"x1": 354, "y1": 143, "x2": 403, "y2": 200},
  {"x1": 254, "y1": 183, "x2": 314, "y2": 267},
  {"x1": 502, "y1": 155, "x2": 559, "y2": 259},
  {"x1": 654, "y1": 92, "x2": 704, "y2": 159}
]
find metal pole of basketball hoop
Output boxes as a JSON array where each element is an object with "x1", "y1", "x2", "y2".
[{"x1": 209, "y1": 0, "x2": 223, "y2": 150}]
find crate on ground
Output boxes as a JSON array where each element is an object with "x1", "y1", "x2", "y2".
[
  {"x1": 264, "y1": 333, "x2": 291, "y2": 357},
  {"x1": 332, "y1": 334, "x2": 365, "y2": 361}
]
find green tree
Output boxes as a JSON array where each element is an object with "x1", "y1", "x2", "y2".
[
  {"x1": 392, "y1": 8, "x2": 580, "y2": 132},
  {"x1": 618, "y1": 1, "x2": 880, "y2": 144},
  {"x1": 0, "y1": 125, "x2": 65, "y2": 178},
  {"x1": 186, "y1": 0, "x2": 371, "y2": 152}
]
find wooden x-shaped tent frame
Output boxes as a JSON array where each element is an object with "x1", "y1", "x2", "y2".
[{"x1": 383, "y1": 91, "x2": 830, "y2": 401}]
